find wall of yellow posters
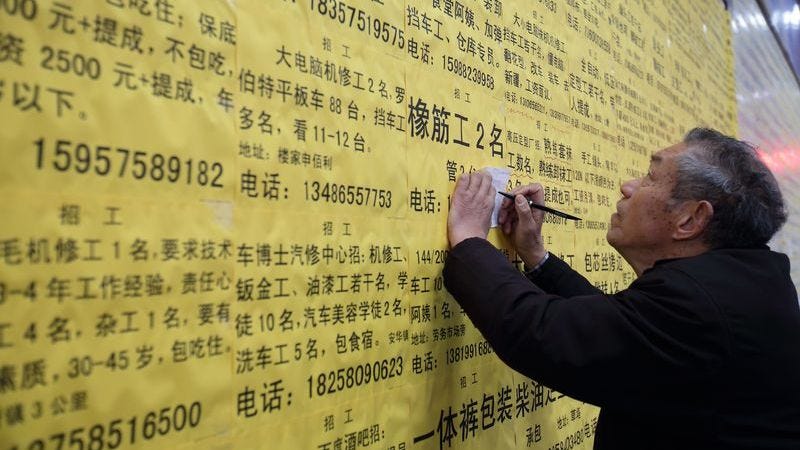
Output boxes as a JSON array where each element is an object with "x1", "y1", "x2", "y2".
[{"x1": 0, "y1": 1, "x2": 735, "y2": 449}]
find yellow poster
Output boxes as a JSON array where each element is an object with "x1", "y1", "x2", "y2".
[{"x1": 1, "y1": 0, "x2": 735, "y2": 448}]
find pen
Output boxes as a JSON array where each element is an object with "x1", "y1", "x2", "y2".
[{"x1": 498, "y1": 192, "x2": 582, "y2": 221}]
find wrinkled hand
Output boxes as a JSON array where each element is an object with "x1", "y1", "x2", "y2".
[
  {"x1": 497, "y1": 183, "x2": 548, "y2": 267},
  {"x1": 447, "y1": 171, "x2": 496, "y2": 247}
]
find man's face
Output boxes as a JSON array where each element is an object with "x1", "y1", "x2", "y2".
[{"x1": 606, "y1": 143, "x2": 686, "y2": 256}]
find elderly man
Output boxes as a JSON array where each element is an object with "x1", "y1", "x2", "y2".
[{"x1": 443, "y1": 128, "x2": 800, "y2": 449}]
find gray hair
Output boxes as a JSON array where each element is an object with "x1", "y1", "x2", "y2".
[{"x1": 671, "y1": 128, "x2": 787, "y2": 248}]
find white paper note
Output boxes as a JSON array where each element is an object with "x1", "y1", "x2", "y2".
[{"x1": 486, "y1": 167, "x2": 511, "y2": 227}]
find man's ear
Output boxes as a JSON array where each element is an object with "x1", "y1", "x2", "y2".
[{"x1": 673, "y1": 200, "x2": 714, "y2": 241}]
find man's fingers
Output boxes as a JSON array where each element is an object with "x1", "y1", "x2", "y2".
[
  {"x1": 515, "y1": 194, "x2": 533, "y2": 217},
  {"x1": 498, "y1": 191, "x2": 518, "y2": 225},
  {"x1": 455, "y1": 173, "x2": 471, "y2": 196},
  {"x1": 498, "y1": 202, "x2": 510, "y2": 225},
  {"x1": 465, "y1": 171, "x2": 494, "y2": 207},
  {"x1": 511, "y1": 183, "x2": 544, "y2": 204},
  {"x1": 529, "y1": 183, "x2": 544, "y2": 204},
  {"x1": 511, "y1": 183, "x2": 542, "y2": 195},
  {"x1": 479, "y1": 172, "x2": 495, "y2": 198},
  {"x1": 472, "y1": 170, "x2": 489, "y2": 193},
  {"x1": 501, "y1": 216, "x2": 514, "y2": 235}
]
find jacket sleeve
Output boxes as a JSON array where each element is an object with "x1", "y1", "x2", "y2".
[
  {"x1": 524, "y1": 252, "x2": 602, "y2": 297},
  {"x1": 442, "y1": 238, "x2": 730, "y2": 409}
]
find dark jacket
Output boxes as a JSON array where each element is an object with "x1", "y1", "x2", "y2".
[{"x1": 443, "y1": 237, "x2": 800, "y2": 449}]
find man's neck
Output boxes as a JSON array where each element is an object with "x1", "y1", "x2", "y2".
[{"x1": 623, "y1": 241, "x2": 711, "y2": 277}]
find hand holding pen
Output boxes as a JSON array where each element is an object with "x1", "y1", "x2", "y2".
[
  {"x1": 496, "y1": 183, "x2": 578, "y2": 267},
  {"x1": 498, "y1": 192, "x2": 581, "y2": 221}
]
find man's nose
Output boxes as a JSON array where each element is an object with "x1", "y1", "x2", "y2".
[{"x1": 620, "y1": 178, "x2": 640, "y2": 198}]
